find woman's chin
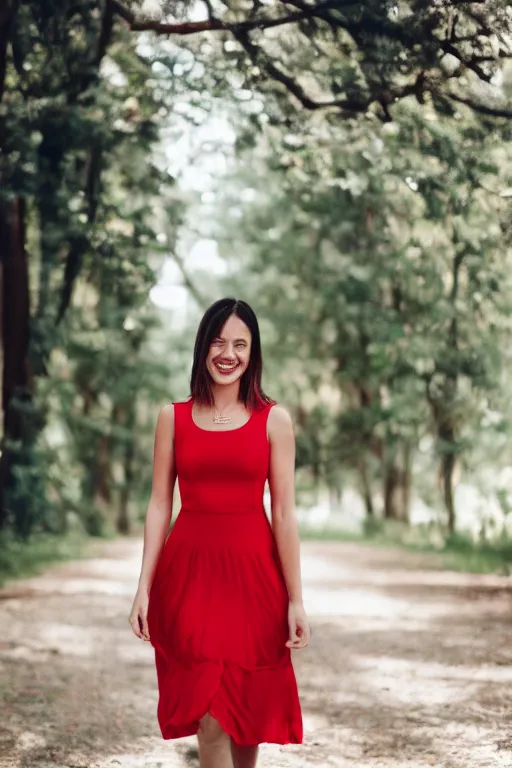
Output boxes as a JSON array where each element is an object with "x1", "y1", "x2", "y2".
[
  {"x1": 209, "y1": 368, "x2": 245, "y2": 386},
  {"x1": 213, "y1": 374, "x2": 241, "y2": 386}
]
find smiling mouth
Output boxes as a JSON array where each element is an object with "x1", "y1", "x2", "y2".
[{"x1": 215, "y1": 362, "x2": 239, "y2": 373}]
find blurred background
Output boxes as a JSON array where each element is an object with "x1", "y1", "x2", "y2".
[
  {"x1": 2, "y1": 3, "x2": 512, "y2": 768},
  {"x1": 2, "y1": 0, "x2": 512, "y2": 574}
]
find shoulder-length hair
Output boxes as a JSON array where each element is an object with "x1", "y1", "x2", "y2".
[{"x1": 190, "y1": 298, "x2": 274, "y2": 411}]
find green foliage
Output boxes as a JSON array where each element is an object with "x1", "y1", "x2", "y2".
[
  {"x1": 299, "y1": 522, "x2": 512, "y2": 574},
  {"x1": 2, "y1": 0, "x2": 512, "y2": 562},
  {"x1": 0, "y1": 528, "x2": 92, "y2": 586},
  {"x1": 1, "y1": 1, "x2": 183, "y2": 541},
  {"x1": 212, "y1": 70, "x2": 512, "y2": 530}
]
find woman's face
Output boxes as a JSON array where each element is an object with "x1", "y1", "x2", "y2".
[{"x1": 206, "y1": 314, "x2": 252, "y2": 386}]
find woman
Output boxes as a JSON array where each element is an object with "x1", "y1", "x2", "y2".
[{"x1": 129, "y1": 297, "x2": 310, "y2": 768}]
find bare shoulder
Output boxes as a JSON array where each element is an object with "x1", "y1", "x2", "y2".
[
  {"x1": 155, "y1": 403, "x2": 175, "y2": 440},
  {"x1": 267, "y1": 403, "x2": 294, "y2": 438},
  {"x1": 159, "y1": 402, "x2": 175, "y2": 423}
]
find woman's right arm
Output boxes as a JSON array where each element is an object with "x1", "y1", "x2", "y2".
[{"x1": 129, "y1": 404, "x2": 176, "y2": 640}]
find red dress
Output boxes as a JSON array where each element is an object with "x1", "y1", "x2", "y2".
[{"x1": 147, "y1": 397, "x2": 303, "y2": 746}]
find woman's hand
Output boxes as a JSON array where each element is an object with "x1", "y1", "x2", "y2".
[
  {"x1": 286, "y1": 601, "x2": 310, "y2": 650},
  {"x1": 129, "y1": 587, "x2": 150, "y2": 642}
]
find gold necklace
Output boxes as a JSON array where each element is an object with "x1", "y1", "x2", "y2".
[{"x1": 213, "y1": 406, "x2": 232, "y2": 424}]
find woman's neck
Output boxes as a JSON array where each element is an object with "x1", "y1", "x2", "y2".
[{"x1": 211, "y1": 381, "x2": 241, "y2": 411}]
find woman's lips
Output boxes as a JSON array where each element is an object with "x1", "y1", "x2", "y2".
[{"x1": 214, "y1": 362, "x2": 239, "y2": 375}]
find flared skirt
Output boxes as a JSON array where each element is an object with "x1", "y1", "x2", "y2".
[{"x1": 147, "y1": 508, "x2": 303, "y2": 746}]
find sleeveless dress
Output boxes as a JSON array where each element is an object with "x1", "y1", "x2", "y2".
[{"x1": 146, "y1": 397, "x2": 303, "y2": 746}]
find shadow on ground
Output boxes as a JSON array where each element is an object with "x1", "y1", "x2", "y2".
[{"x1": 1, "y1": 538, "x2": 511, "y2": 768}]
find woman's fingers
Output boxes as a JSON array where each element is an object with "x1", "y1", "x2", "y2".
[
  {"x1": 300, "y1": 618, "x2": 311, "y2": 646},
  {"x1": 286, "y1": 636, "x2": 307, "y2": 649},
  {"x1": 141, "y1": 611, "x2": 151, "y2": 641},
  {"x1": 286, "y1": 603, "x2": 310, "y2": 649},
  {"x1": 286, "y1": 613, "x2": 298, "y2": 648},
  {"x1": 286, "y1": 620, "x2": 304, "y2": 648},
  {"x1": 128, "y1": 589, "x2": 151, "y2": 641},
  {"x1": 129, "y1": 613, "x2": 143, "y2": 639},
  {"x1": 286, "y1": 618, "x2": 309, "y2": 649},
  {"x1": 129, "y1": 610, "x2": 150, "y2": 641}
]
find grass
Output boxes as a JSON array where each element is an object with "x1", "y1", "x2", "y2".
[
  {"x1": 299, "y1": 521, "x2": 512, "y2": 575},
  {"x1": 0, "y1": 528, "x2": 106, "y2": 587},
  {"x1": 440, "y1": 533, "x2": 512, "y2": 575},
  {"x1": 1, "y1": 518, "x2": 511, "y2": 588}
]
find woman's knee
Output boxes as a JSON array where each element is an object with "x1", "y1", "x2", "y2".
[{"x1": 198, "y1": 713, "x2": 225, "y2": 745}]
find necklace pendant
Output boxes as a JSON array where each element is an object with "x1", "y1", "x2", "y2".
[{"x1": 213, "y1": 415, "x2": 232, "y2": 424}]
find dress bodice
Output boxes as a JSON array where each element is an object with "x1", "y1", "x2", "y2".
[{"x1": 173, "y1": 398, "x2": 274, "y2": 516}]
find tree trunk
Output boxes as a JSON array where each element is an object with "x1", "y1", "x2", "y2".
[
  {"x1": 358, "y1": 457, "x2": 374, "y2": 516},
  {"x1": 437, "y1": 423, "x2": 457, "y2": 535},
  {"x1": 0, "y1": 6, "x2": 35, "y2": 534},
  {"x1": 384, "y1": 462, "x2": 401, "y2": 520},
  {"x1": 116, "y1": 399, "x2": 137, "y2": 535},
  {"x1": 30, "y1": 123, "x2": 66, "y2": 377},
  {"x1": 383, "y1": 443, "x2": 411, "y2": 522},
  {"x1": 401, "y1": 443, "x2": 412, "y2": 523},
  {"x1": 0, "y1": 2, "x2": 13, "y2": 102},
  {"x1": 118, "y1": 437, "x2": 134, "y2": 535},
  {"x1": 0, "y1": 196, "x2": 33, "y2": 532},
  {"x1": 441, "y1": 451, "x2": 456, "y2": 535},
  {"x1": 435, "y1": 248, "x2": 464, "y2": 534},
  {"x1": 97, "y1": 433, "x2": 112, "y2": 505}
]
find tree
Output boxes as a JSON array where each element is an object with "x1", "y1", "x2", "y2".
[
  {"x1": 112, "y1": 0, "x2": 512, "y2": 120},
  {"x1": 0, "y1": 1, "x2": 181, "y2": 537},
  {"x1": 211, "y1": 89, "x2": 512, "y2": 531}
]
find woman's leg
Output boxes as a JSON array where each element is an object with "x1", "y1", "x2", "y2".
[
  {"x1": 197, "y1": 713, "x2": 233, "y2": 768},
  {"x1": 230, "y1": 741, "x2": 258, "y2": 768}
]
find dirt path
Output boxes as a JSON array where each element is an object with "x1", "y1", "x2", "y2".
[{"x1": 1, "y1": 538, "x2": 512, "y2": 768}]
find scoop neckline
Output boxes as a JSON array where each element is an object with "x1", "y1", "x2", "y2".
[{"x1": 189, "y1": 398, "x2": 255, "y2": 433}]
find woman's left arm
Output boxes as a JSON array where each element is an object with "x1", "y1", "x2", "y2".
[{"x1": 268, "y1": 404, "x2": 310, "y2": 650}]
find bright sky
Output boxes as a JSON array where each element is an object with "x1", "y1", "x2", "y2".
[
  {"x1": 149, "y1": 109, "x2": 236, "y2": 314},
  {"x1": 112, "y1": 3, "x2": 267, "y2": 320},
  {"x1": 147, "y1": 0, "x2": 240, "y2": 313},
  {"x1": 149, "y1": 238, "x2": 228, "y2": 316}
]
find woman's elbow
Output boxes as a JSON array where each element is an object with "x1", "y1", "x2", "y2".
[
  {"x1": 271, "y1": 502, "x2": 296, "y2": 529},
  {"x1": 148, "y1": 492, "x2": 172, "y2": 519}
]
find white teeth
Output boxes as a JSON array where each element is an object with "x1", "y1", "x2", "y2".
[{"x1": 216, "y1": 363, "x2": 237, "y2": 371}]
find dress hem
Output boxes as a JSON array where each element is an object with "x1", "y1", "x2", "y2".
[
  {"x1": 156, "y1": 655, "x2": 303, "y2": 746},
  {"x1": 160, "y1": 715, "x2": 303, "y2": 747}
]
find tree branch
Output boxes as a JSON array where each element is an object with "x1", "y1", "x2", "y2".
[
  {"x1": 447, "y1": 92, "x2": 512, "y2": 119},
  {"x1": 233, "y1": 23, "x2": 424, "y2": 118},
  {"x1": 111, "y1": 0, "x2": 512, "y2": 121},
  {"x1": 110, "y1": 0, "x2": 334, "y2": 36},
  {"x1": 167, "y1": 249, "x2": 206, "y2": 308},
  {"x1": 439, "y1": 40, "x2": 493, "y2": 83},
  {"x1": 232, "y1": 25, "x2": 367, "y2": 113}
]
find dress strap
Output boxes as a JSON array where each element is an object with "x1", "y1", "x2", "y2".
[
  {"x1": 253, "y1": 400, "x2": 276, "y2": 441},
  {"x1": 171, "y1": 398, "x2": 192, "y2": 444}
]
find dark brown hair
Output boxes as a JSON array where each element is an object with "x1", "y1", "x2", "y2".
[{"x1": 189, "y1": 298, "x2": 274, "y2": 410}]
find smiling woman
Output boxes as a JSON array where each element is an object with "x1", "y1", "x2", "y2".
[
  {"x1": 129, "y1": 297, "x2": 309, "y2": 768},
  {"x1": 189, "y1": 299, "x2": 269, "y2": 418},
  {"x1": 204, "y1": 319, "x2": 252, "y2": 420}
]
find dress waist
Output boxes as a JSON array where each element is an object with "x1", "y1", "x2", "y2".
[
  {"x1": 179, "y1": 505, "x2": 267, "y2": 516},
  {"x1": 169, "y1": 505, "x2": 275, "y2": 552}
]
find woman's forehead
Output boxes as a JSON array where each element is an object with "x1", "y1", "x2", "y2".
[{"x1": 218, "y1": 315, "x2": 251, "y2": 339}]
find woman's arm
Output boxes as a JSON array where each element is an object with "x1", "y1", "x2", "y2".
[
  {"x1": 138, "y1": 403, "x2": 177, "y2": 592},
  {"x1": 129, "y1": 404, "x2": 176, "y2": 640},
  {"x1": 268, "y1": 404, "x2": 310, "y2": 649}
]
